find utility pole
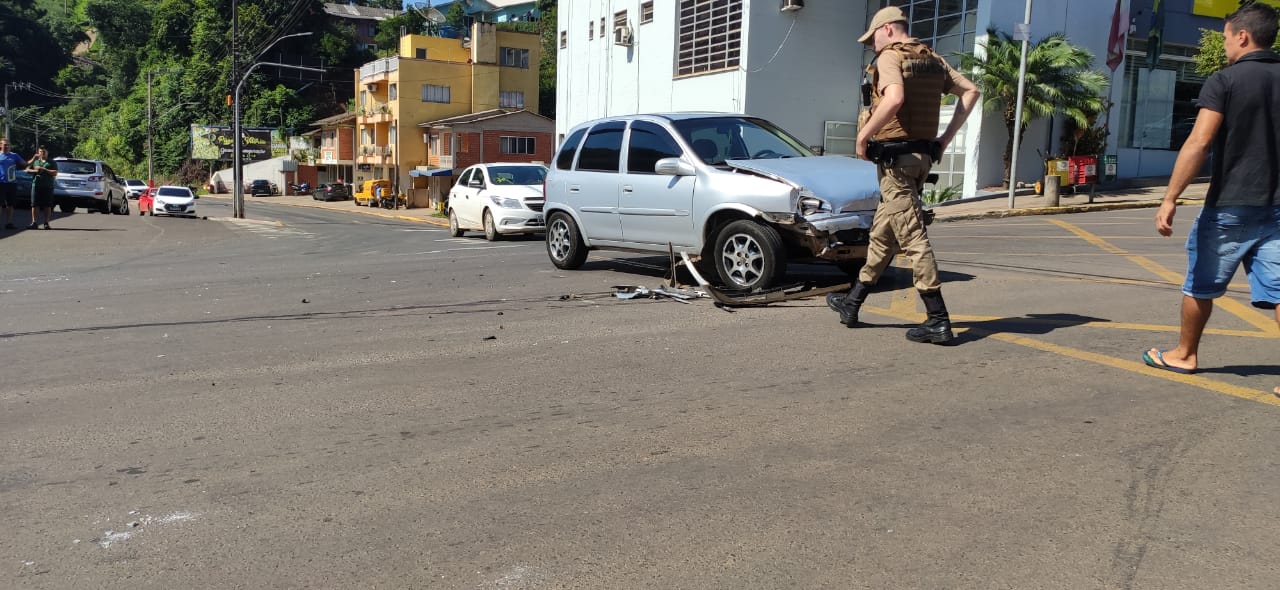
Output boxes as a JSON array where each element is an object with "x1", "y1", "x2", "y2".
[
  {"x1": 232, "y1": 0, "x2": 242, "y2": 217},
  {"x1": 231, "y1": 31, "x2": 323, "y2": 218},
  {"x1": 147, "y1": 69, "x2": 154, "y2": 187},
  {"x1": 1008, "y1": 0, "x2": 1033, "y2": 208}
]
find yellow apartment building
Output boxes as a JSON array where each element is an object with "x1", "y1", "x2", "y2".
[{"x1": 353, "y1": 22, "x2": 542, "y2": 194}]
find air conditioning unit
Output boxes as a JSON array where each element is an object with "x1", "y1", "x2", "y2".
[
  {"x1": 781, "y1": 0, "x2": 804, "y2": 12},
  {"x1": 614, "y1": 24, "x2": 633, "y2": 47}
]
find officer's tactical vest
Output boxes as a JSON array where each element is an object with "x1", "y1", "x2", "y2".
[{"x1": 863, "y1": 41, "x2": 949, "y2": 142}]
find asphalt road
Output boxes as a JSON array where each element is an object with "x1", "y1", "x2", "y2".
[{"x1": 2, "y1": 199, "x2": 1277, "y2": 589}]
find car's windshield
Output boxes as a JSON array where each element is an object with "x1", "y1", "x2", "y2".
[
  {"x1": 486, "y1": 165, "x2": 547, "y2": 185},
  {"x1": 252, "y1": 180, "x2": 269, "y2": 186},
  {"x1": 126, "y1": 179, "x2": 145, "y2": 186},
  {"x1": 156, "y1": 187, "x2": 191, "y2": 197},
  {"x1": 671, "y1": 117, "x2": 813, "y2": 166},
  {"x1": 55, "y1": 160, "x2": 97, "y2": 175}
]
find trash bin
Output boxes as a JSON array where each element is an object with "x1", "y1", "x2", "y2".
[
  {"x1": 1045, "y1": 158, "x2": 1070, "y2": 187},
  {"x1": 1100, "y1": 154, "x2": 1118, "y2": 183},
  {"x1": 1068, "y1": 155, "x2": 1098, "y2": 185}
]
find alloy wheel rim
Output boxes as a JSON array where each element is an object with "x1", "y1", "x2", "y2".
[
  {"x1": 549, "y1": 219, "x2": 570, "y2": 260},
  {"x1": 720, "y1": 234, "x2": 764, "y2": 286}
]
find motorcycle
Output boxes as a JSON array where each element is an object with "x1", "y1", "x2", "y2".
[
  {"x1": 378, "y1": 190, "x2": 407, "y2": 210},
  {"x1": 288, "y1": 182, "x2": 312, "y2": 196}
]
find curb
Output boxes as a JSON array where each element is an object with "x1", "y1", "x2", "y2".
[{"x1": 202, "y1": 194, "x2": 450, "y2": 227}]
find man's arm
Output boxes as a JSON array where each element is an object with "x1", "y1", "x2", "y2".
[
  {"x1": 1156, "y1": 108, "x2": 1221, "y2": 237},
  {"x1": 856, "y1": 83, "x2": 903, "y2": 160},
  {"x1": 939, "y1": 76, "x2": 980, "y2": 150}
]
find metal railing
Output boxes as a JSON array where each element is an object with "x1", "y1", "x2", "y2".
[{"x1": 359, "y1": 57, "x2": 399, "y2": 80}]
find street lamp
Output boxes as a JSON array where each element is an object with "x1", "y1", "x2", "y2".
[
  {"x1": 1007, "y1": 0, "x2": 1033, "y2": 208},
  {"x1": 231, "y1": 31, "x2": 323, "y2": 218}
]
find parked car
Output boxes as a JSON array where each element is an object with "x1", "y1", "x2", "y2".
[
  {"x1": 148, "y1": 185, "x2": 198, "y2": 217},
  {"x1": 51, "y1": 157, "x2": 130, "y2": 215},
  {"x1": 352, "y1": 179, "x2": 391, "y2": 207},
  {"x1": 312, "y1": 182, "x2": 349, "y2": 202},
  {"x1": 124, "y1": 178, "x2": 147, "y2": 199},
  {"x1": 8, "y1": 170, "x2": 33, "y2": 208},
  {"x1": 542, "y1": 113, "x2": 881, "y2": 291},
  {"x1": 249, "y1": 179, "x2": 274, "y2": 196},
  {"x1": 448, "y1": 163, "x2": 547, "y2": 240}
]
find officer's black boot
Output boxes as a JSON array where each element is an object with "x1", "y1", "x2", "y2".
[
  {"x1": 906, "y1": 289, "x2": 954, "y2": 343},
  {"x1": 826, "y1": 281, "x2": 871, "y2": 327}
]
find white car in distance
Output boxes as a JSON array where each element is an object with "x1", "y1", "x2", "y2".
[
  {"x1": 150, "y1": 186, "x2": 199, "y2": 218},
  {"x1": 447, "y1": 163, "x2": 547, "y2": 241}
]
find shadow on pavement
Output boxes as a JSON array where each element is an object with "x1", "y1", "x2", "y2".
[{"x1": 947, "y1": 312, "x2": 1109, "y2": 345}]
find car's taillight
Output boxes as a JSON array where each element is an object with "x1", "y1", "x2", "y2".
[{"x1": 88, "y1": 175, "x2": 103, "y2": 181}]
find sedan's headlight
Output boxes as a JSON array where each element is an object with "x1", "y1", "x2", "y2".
[
  {"x1": 489, "y1": 196, "x2": 522, "y2": 209},
  {"x1": 798, "y1": 192, "x2": 829, "y2": 215}
]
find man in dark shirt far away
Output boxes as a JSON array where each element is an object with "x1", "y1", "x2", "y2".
[{"x1": 1144, "y1": 3, "x2": 1280, "y2": 398}]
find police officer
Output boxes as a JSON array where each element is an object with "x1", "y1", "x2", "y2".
[{"x1": 828, "y1": 6, "x2": 980, "y2": 344}]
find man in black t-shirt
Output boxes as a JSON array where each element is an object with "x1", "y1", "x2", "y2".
[{"x1": 1144, "y1": 3, "x2": 1280, "y2": 398}]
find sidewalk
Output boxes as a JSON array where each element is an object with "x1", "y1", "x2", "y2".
[{"x1": 203, "y1": 178, "x2": 1204, "y2": 226}]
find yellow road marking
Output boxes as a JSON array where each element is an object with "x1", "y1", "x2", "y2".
[
  {"x1": 858, "y1": 303, "x2": 1280, "y2": 407},
  {"x1": 1047, "y1": 219, "x2": 1280, "y2": 335}
]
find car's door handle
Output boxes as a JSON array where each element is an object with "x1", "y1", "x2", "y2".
[
  {"x1": 568, "y1": 185, "x2": 581, "y2": 193},
  {"x1": 622, "y1": 185, "x2": 634, "y2": 193}
]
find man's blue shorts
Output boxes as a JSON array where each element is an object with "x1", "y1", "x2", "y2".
[{"x1": 1183, "y1": 205, "x2": 1280, "y2": 309}]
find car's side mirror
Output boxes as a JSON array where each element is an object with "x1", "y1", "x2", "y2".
[
  {"x1": 655, "y1": 157, "x2": 695, "y2": 177},
  {"x1": 469, "y1": 180, "x2": 482, "y2": 188}
]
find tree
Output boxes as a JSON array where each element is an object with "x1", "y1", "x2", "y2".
[
  {"x1": 1194, "y1": 26, "x2": 1280, "y2": 75},
  {"x1": 537, "y1": 0, "x2": 556, "y2": 118},
  {"x1": 960, "y1": 29, "x2": 1109, "y2": 188}
]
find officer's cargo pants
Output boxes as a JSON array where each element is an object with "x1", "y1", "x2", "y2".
[{"x1": 858, "y1": 152, "x2": 942, "y2": 292}]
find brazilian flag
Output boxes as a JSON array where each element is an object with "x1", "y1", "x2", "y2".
[{"x1": 1147, "y1": 0, "x2": 1166, "y2": 70}]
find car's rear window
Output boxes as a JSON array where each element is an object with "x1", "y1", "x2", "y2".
[
  {"x1": 555, "y1": 128, "x2": 587, "y2": 170},
  {"x1": 156, "y1": 187, "x2": 191, "y2": 197},
  {"x1": 55, "y1": 160, "x2": 98, "y2": 175}
]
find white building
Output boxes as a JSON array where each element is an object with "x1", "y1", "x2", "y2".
[{"x1": 557, "y1": 1, "x2": 1154, "y2": 198}]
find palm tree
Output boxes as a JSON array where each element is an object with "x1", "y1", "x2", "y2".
[{"x1": 960, "y1": 29, "x2": 1109, "y2": 188}]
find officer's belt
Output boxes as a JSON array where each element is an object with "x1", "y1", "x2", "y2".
[{"x1": 867, "y1": 139, "x2": 941, "y2": 166}]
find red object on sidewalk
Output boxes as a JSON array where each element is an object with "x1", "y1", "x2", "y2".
[{"x1": 1068, "y1": 155, "x2": 1099, "y2": 185}]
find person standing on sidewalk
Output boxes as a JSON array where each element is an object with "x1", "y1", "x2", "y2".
[
  {"x1": 0, "y1": 138, "x2": 27, "y2": 230},
  {"x1": 827, "y1": 6, "x2": 980, "y2": 343},
  {"x1": 25, "y1": 146, "x2": 57, "y2": 229},
  {"x1": 1144, "y1": 3, "x2": 1280, "y2": 398}
]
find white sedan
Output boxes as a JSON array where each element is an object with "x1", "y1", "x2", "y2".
[
  {"x1": 150, "y1": 186, "x2": 199, "y2": 217},
  {"x1": 447, "y1": 163, "x2": 547, "y2": 241}
]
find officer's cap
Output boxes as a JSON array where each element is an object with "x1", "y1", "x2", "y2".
[{"x1": 859, "y1": 6, "x2": 908, "y2": 45}]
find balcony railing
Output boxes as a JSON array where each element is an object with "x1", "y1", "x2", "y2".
[{"x1": 359, "y1": 57, "x2": 399, "y2": 81}]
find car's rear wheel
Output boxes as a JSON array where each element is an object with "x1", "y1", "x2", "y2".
[
  {"x1": 712, "y1": 219, "x2": 787, "y2": 291},
  {"x1": 59, "y1": 204, "x2": 75, "y2": 213},
  {"x1": 546, "y1": 212, "x2": 587, "y2": 270},
  {"x1": 448, "y1": 209, "x2": 463, "y2": 237},
  {"x1": 98, "y1": 200, "x2": 111, "y2": 214},
  {"x1": 483, "y1": 209, "x2": 501, "y2": 241},
  {"x1": 116, "y1": 198, "x2": 130, "y2": 215}
]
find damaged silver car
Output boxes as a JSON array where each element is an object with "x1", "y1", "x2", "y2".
[{"x1": 543, "y1": 113, "x2": 880, "y2": 291}]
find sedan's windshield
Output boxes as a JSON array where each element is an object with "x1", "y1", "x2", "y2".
[
  {"x1": 672, "y1": 117, "x2": 813, "y2": 166},
  {"x1": 156, "y1": 187, "x2": 191, "y2": 197},
  {"x1": 487, "y1": 165, "x2": 547, "y2": 185}
]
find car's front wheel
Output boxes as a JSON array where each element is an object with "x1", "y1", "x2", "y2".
[
  {"x1": 546, "y1": 212, "x2": 587, "y2": 269},
  {"x1": 482, "y1": 209, "x2": 501, "y2": 241},
  {"x1": 712, "y1": 219, "x2": 787, "y2": 291},
  {"x1": 836, "y1": 258, "x2": 866, "y2": 278},
  {"x1": 60, "y1": 204, "x2": 75, "y2": 213},
  {"x1": 448, "y1": 209, "x2": 463, "y2": 237}
]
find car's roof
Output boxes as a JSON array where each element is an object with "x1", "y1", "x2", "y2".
[
  {"x1": 574, "y1": 112, "x2": 752, "y2": 127},
  {"x1": 475, "y1": 162, "x2": 546, "y2": 167},
  {"x1": 156, "y1": 185, "x2": 192, "y2": 191}
]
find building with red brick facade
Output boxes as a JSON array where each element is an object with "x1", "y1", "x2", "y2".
[{"x1": 418, "y1": 109, "x2": 554, "y2": 172}]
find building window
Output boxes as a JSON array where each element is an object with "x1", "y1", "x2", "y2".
[
  {"x1": 359, "y1": 90, "x2": 367, "y2": 108},
  {"x1": 389, "y1": 83, "x2": 397, "y2": 101},
  {"x1": 560, "y1": 31, "x2": 566, "y2": 49},
  {"x1": 599, "y1": 17, "x2": 605, "y2": 37},
  {"x1": 368, "y1": 23, "x2": 377, "y2": 37},
  {"x1": 416, "y1": 48, "x2": 427, "y2": 59},
  {"x1": 614, "y1": 10, "x2": 628, "y2": 29},
  {"x1": 500, "y1": 47, "x2": 530, "y2": 68},
  {"x1": 500, "y1": 136, "x2": 536, "y2": 155},
  {"x1": 641, "y1": 2, "x2": 654, "y2": 24},
  {"x1": 390, "y1": 125, "x2": 397, "y2": 146},
  {"x1": 589, "y1": 21, "x2": 594, "y2": 40},
  {"x1": 676, "y1": 0, "x2": 743, "y2": 76},
  {"x1": 499, "y1": 91, "x2": 525, "y2": 108},
  {"x1": 421, "y1": 84, "x2": 451, "y2": 103}
]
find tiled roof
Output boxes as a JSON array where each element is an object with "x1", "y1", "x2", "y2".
[
  {"x1": 311, "y1": 111, "x2": 358, "y2": 127},
  {"x1": 322, "y1": 2, "x2": 399, "y2": 21},
  {"x1": 419, "y1": 108, "x2": 552, "y2": 127}
]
